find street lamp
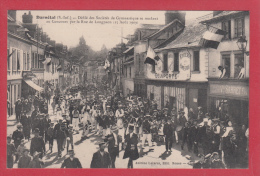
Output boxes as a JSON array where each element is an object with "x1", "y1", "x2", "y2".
[
  {"x1": 237, "y1": 35, "x2": 249, "y2": 79},
  {"x1": 237, "y1": 35, "x2": 249, "y2": 55}
]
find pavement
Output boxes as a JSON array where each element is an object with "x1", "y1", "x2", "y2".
[{"x1": 7, "y1": 100, "x2": 199, "y2": 168}]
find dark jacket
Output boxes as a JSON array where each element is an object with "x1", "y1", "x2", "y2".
[
  {"x1": 104, "y1": 133, "x2": 120, "y2": 157},
  {"x1": 123, "y1": 133, "x2": 139, "y2": 160},
  {"x1": 30, "y1": 136, "x2": 45, "y2": 156},
  {"x1": 18, "y1": 155, "x2": 31, "y2": 168},
  {"x1": 12, "y1": 130, "x2": 24, "y2": 147},
  {"x1": 90, "y1": 151, "x2": 111, "y2": 168},
  {"x1": 142, "y1": 120, "x2": 151, "y2": 133},
  {"x1": 28, "y1": 158, "x2": 44, "y2": 168},
  {"x1": 163, "y1": 123, "x2": 174, "y2": 137},
  {"x1": 61, "y1": 157, "x2": 82, "y2": 168},
  {"x1": 190, "y1": 126, "x2": 200, "y2": 143}
]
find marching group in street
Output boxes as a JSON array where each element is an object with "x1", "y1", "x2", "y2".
[{"x1": 7, "y1": 82, "x2": 249, "y2": 169}]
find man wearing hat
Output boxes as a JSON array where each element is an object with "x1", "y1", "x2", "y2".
[
  {"x1": 20, "y1": 111, "x2": 31, "y2": 141},
  {"x1": 30, "y1": 128, "x2": 45, "y2": 159},
  {"x1": 72, "y1": 107, "x2": 80, "y2": 134},
  {"x1": 47, "y1": 122, "x2": 55, "y2": 153},
  {"x1": 141, "y1": 114, "x2": 152, "y2": 150},
  {"x1": 61, "y1": 150, "x2": 82, "y2": 168},
  {"x1": 54, "y1": 119, "x2": 66, "y2": 157},
  {"x1": 104, "y1": 126, "x2": 120, "y2": 168},
  {"x1": 15, "y1": 99, "x2": 22, "y2": 122},
  {"x1": 90, "y1": 142, "x2": 111, "y2": 168},
  {"x1": 12, "y1": 124, "x2": 24, "y2": 149},
  {"x1": 7, "y1": 136, "x2": 16, "y2": 168},
  {"x1": 163, "y1": 118, "x2": 174, "y2": 153},
  {"x1": 123, "y1": 125, "x2": 139, "y2": 168}
]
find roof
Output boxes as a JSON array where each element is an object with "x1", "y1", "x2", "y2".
[
  {"x1": 147, "y1": 19, "x2": 183, "y2": 39},
  {"x1": 155, "y1": 22, "x2": 207, "y2": 51},
  {"x1": 123, "y1": 46, "x2": 134, "y2": 54},
  {"x1": 138, "y1": 24, "x2": 165, "y2": 30},
  {"x1": 200, "y1": 11, "x2": 249, "y2": 23}
]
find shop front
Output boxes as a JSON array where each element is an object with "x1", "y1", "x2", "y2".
[
  {"x1": 208, "y1": 79, "x2": 249, "y2": 127},
  {"x1": 146, "y1": 79, "x2": 208, "y2": 113}
]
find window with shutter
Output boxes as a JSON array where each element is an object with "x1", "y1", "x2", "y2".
[
  {"x1": 17, "y1": 50, "x2": 20, "y2": 70},
  {"x1": 193, "y1": 51, "x2": 200, "y2": 71},
  {"x1": 32, "y1": 53, "x2": 34, "y2": 68},
  {"x1": 12, "y1": 49, "x2": 17, "y2": 71},
  {"x1": 23, "y1": 52, "x2": 26, "y2": 70},
  {"x1": 174, "y1": 52, "x2": 179, "y2": 71},
  {"x1": 7, "y1": 49, "x2": 10, "y2": 70},
  {"x1": 163, "y1": 53, "x2": 168, "y2": 71},
  {"x1": 27, "y1": 53, "x2": 30, "y2": 70}
]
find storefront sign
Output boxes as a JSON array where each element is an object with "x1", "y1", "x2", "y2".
[
  {"x1": 155, "y1": 73, "x2": 178, "y2": 79},
  {"x1": 210, "y1": 84, "x2": 249, "y2": 98}
]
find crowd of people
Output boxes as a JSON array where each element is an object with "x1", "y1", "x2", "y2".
[{"x1": 7, "y1": 83, "x2": 249, "y2": 169}]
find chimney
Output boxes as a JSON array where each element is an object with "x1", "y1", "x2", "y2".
[
  {"x1": 165, "y1": 11, "x2": 186, "y2": 26},
  {"x1": 8, "y1": 10, "x2": 17, "y2": 21},
  {"x1": 22, "y1": 11, "x2": 33, "y2": 23},
  {"x1": 213, "y1": 11, "x2": 223, "y2": 16}
]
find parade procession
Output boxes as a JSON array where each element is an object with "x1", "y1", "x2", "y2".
[{"x1": 7, "y1": 10, "x2": 249, "y2": 169}]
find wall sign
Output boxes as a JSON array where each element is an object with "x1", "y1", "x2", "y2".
[{"x1": 210, "y1": 84, "x2": 249, "y2": 99}]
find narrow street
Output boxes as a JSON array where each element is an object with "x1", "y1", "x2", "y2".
[{"x1": 7, "y1": 99, "x2": 196, "y2": 168}]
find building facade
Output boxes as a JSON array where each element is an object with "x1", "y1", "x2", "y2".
[{"x1": 201, "y1": 11, "x2": 250, "y2": 127}]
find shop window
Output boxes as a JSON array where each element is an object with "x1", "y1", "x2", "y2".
[
  {"x1": 234, "y1": 18, "x2": 245, "y2": 38},
  {"x1": 150, "y1": 93, "x2": 154, "y2": 100},
  {"x1": 163, "y1": 53, "x2": 168, "y2": 72},
  {"x1": 234, "y1": 53, "x2": 245, "y2": 78},
  {"x1": 193, "y1": 51, "x2": 200, "y2": 71},
  {"x1": 222, "y1": 20, "x2": 231, "y2": 39},
  {"x1": 220, "y1": 54, "x2": 231, "y2": 78},
  {"x1": 173, "y1": 52, "x2": 179, "y2": 72}
]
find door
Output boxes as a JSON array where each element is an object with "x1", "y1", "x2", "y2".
[
  {"x1": 189, "y1": 89, "x2": 198, "y2": 114},
  {"x1": 198, "y1": 89, "x2": 208, "y2": 113}
]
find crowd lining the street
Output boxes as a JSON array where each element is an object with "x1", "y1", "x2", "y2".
[{"x1": 8, "y1": 82, "x2": 249, "y2": 169}]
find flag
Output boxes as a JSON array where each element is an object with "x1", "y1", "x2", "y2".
[
  {"x1": 199, "y1": 26, "x2": 227, "y2": 49},
  {"x1": 144, "y1": 46, "x2": 160, "y2": 65}
]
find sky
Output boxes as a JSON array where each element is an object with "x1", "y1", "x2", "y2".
[{"x1": 16, "y1": 10, "x2": 212, "y2": 51}]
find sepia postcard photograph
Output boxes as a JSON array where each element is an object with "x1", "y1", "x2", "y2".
[{"x1": 5, "y1": 10, "x2": 250, "y2": 170}]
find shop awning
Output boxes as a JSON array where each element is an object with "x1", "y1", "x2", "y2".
[{"x1": 24, "y1": 80, "x2": 44, "y2": 92}]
